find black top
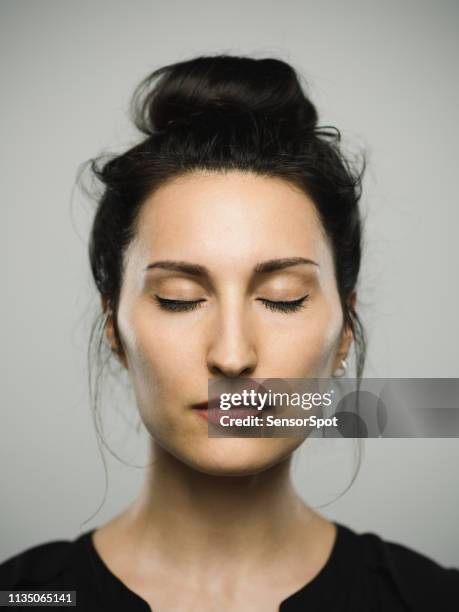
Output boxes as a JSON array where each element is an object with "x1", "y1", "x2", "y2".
[{"x1": 1, "y1": 522, "x2": 458, "y2": 611}]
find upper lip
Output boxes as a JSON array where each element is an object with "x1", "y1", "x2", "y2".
[
  {"x1": 192, "y1": 400, "x2": 213, "y2": 410},
  {"x1": 192, "y1": 398, "x2": 267, "y2": 411},
  {"x1": 192, "y1": 378, "x2": 270, "y2": 411}
]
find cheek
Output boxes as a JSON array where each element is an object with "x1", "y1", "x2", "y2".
[
  {"x1": 117, "y1": 301, "x2": 202, "y2": 419},
  {"x1": 116, "y1": 305, "x2": 174, "y2": 410},
  {"x1": 120, "y1": 299, "x2": 180, "y2": 369},
  {"x1": 135, "y1": 321, "x2": 201, "y2": 380},
  {"x1": 267, "y1": 297, "x2": 342, "y2": 374}
]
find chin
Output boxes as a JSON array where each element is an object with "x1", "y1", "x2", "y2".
[{"x1": 179, "y1": 438, "x2": 300, "y2": 477}]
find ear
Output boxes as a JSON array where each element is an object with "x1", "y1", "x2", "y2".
[
  {"x1": 101, "y1": 296, "x2": 128, "y2": 369},
  {"x1": 333, "y1": 292, "x2": 357, "y2": 371}
]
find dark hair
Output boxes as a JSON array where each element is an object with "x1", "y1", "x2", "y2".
[{"x1": 81, "y1": 55, "x2": 367, "y2": 514}]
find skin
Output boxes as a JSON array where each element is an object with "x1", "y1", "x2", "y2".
[{"x1": 94, "y1": 171, "x2": 355, "y2": 612}]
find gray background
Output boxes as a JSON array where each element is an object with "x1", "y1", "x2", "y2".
[{"x1": 2, "y1": 0, "x2": 458, "y2": 565}]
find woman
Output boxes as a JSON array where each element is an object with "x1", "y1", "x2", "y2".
[{"x1": 1, "y1": 54, "x2": 458, "y2": 611}]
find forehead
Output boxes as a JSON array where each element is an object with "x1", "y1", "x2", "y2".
[
  {"x1": 128, "y1": 171, "x2": 332, "y2": 273},
  {"x1": 137, "y1": 170, "x2": 325, "y2": 239}
]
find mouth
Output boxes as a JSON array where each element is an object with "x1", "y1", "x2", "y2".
[
  {"x1": 191, "y1": 396, "x2": 272, "y2": 425},
  {"x1": 192, "y1": 398, "x2": 268, "y2": 411}
]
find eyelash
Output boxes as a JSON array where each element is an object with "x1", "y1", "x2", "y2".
[{"x1": 153, "y1": 294, "x2": 309, "y2": 314}]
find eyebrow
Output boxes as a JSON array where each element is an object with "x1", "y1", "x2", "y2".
[{"x1": 144, "y1": 257, "x2": 319, "y2": 278}]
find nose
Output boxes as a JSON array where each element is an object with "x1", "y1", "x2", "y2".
[{"x1": 206, "y1": 301, "x2": 258, "y2": 378}]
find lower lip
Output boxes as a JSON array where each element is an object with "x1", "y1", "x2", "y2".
[{"x1": 194, "y1": 407, "x2": 264, "y2": 424}]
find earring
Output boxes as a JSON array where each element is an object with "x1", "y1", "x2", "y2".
[{"x1": 333, "y1": 357, "x2": 348, "y2": 378}]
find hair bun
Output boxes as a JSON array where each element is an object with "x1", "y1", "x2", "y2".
[{"x1": 131, "y1": 55, "x2": 318, "y2": 135}]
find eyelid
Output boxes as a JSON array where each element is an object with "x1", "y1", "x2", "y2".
[
  {"x1": 154, "y1": 296, "x2": 206, "y2": 311},
  {"x1": 257, "y1": 294, "x2": 310, "y2": 313},
  {"x1": 155, "y1": 296, "x2": 205, "y2": 303},
  {"x1": 153, "y1": 294, "x2": 310, "y2": 313}
]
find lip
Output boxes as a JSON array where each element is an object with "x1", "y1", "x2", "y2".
[
  {"x1": 192, "y1": 397, "x2": 268, "y2": 411},
  {"x1": 192, "y1": 396, "x2": 271, "y2": 427},
  {"x1": 194, "y1": 406, "x2": 263, "y2": 424},
  {"x1": 193, "y1": 398, "x2": 252, "y2": 411}
]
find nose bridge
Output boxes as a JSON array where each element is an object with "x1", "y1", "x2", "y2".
[{"x1": 207, "y1": 292, "x2": 257, "y2": 377}]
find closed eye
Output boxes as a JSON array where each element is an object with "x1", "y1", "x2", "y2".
[
  {"x1": 154, "y1": 297, "x2": 206, "y2": 312},
  {"x1": 258, "y1": 295, "x2": 309, "y2": 313},
  {"x1": 154, "y1": 294, "x2": 309, "y2": 313}
]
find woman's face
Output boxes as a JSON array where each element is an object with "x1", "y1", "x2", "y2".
[{"x1": 107, "y1": 171, "x2": 352, "y2": 475}]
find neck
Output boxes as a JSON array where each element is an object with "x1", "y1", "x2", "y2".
[{"x1": 119, "y1": 442, "x2": 318, "y2": 569}]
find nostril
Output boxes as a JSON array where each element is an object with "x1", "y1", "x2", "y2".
[{"x1": 208, "y1": 364, "x2": 255, "y2": 378}]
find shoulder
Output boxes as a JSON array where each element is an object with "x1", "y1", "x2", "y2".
[
  {"x1": 0, "y1": 533, "x2": 90, "y2": 589},
  {"x1": 338, "y1": 523, "x2": 459, "y2": 610}
]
